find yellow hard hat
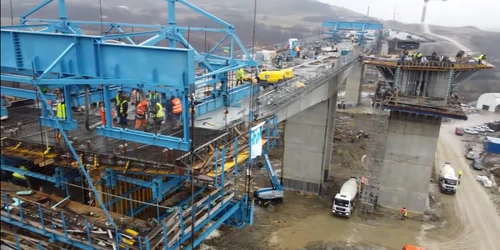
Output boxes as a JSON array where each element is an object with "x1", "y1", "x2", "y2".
[{"x1": 19, "y1": 165, "x2": 27, "y2": 171}]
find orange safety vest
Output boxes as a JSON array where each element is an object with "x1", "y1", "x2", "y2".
[
  {"x1": 135, "y1": 100, "x2": 148, "y2": 119},
  {"x1": 100, "y1": 107, "x2": 115, "y2": 126},
  {"x1": 172, "y1": 98, "x2": 182, "y2": 114}
]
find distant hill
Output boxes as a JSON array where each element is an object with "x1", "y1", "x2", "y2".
[
  {"x1": 383, "y1": 21, "x2": 500, "y2": 101},
  {"x1": 1, "y1": 0, "x2": 497, "y2": 100}
]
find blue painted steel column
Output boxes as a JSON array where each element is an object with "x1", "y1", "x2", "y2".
[
  {"x1": 167, "y1": 0, "x2": 176, "y2": 47},
  {"x1": 103, "y1": 86, "x2": 113, "y2": 129},
  {"x1": 1, "y1": 98, "x2": 8, "y2": 119}
]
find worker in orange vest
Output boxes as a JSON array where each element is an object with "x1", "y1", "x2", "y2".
[
  {"x1": 171, "y1": 96, "x2": 182, "y2": 129},
  {"x1": 295, "y1": 46, "x2": 301, "y2": 58},
  {"x1": 99, "y1": 102, "x2": 115, "y2": 127},
  {"x1": 135, "y1": 100, "x2": 148, "y2": 130}
]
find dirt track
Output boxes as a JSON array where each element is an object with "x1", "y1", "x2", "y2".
[{"x1": 419, "y1": 113, "x2": 500, "y2": 249}]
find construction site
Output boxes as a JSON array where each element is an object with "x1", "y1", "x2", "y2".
[{"x1": 1, "y1": 0, "x2": 499, "y2": 250}]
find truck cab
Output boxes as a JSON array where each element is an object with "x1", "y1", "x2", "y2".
[
  {"x1": 439, "y1": 163, "x2": 458, "y2": 194},
  {"x1": 332, "y1": 194, "x2": 353, "y2": 217}
]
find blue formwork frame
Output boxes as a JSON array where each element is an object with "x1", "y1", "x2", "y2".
[
  {"x1": 0, "y1": 114, "x2": 279, "y2": 250},
  {"x1": 0, "y1": 0, "x2": 261, "y2": 249},
  {"x1": 322, "y1": 21, "x2": 383, "y2": 45}
]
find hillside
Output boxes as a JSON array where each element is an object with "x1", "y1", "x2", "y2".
[
  {"x1": 1, "y1": 0, "x2": 498, "y2": 100},
  {"x1": 383, "y1": 21, "x2": 500, "y2": 101}
]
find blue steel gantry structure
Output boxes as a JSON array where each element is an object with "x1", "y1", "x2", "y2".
[
  {"x1": 322, "y1": 21, "x2": 383, "y2": 45},
  {"x1": 0, "y1": 0, "x2": 278, "y2": 249}
]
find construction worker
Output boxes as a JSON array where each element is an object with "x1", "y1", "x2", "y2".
[
  {"x1": 150, "y1": 101, "x2": 165, "y2": 134},
  {"x1": 148, "y1": 91, "x2": 159, "y2": 108},
  {"x1": 295, "y1": 46, "x2": 301, "y2": 58},
  {"x1": 11, "y1": 166, "x2": 29, "y2": 187},
  {"x1": 416, "y1": 52, "x2": 423, "y2": 62},
  {"x1": 118, "y1": 96, "x2": 128, "y2": 128},
  {"x1": 351, "y1": 36, "x2": 355, "y2": 44},
  {"x1": 274, "y1": 45, "x2": 279, "y2": 53},
  {"x1": 236, "y1": 68, "x2": 244, "y2": 86},
  {"x1": 115, "y1": 91, "x2": 122, "y2": 116},
  {"x1": 458, "y1": 170, "x2": 463, "y2": 180},
  {"x1": 135, "y1": 99, "x2": 148, "y2": 130},
  {"x1": 130, "y1": 88, "x2": 144, "y2": 106},
  {"x1": 56, "y1": 100, "x2": 66, "y2": 119},
  {"x1": 171, "y1": 96, "x2": 182, "y2": 129},
  {"x1": 99, "y1": 102, "x2": 115, "y2": 127},
  {"x1": 411, "y1": 52, "x2": 417, "y2": 61},
  {"x1": 400, "y1": 207, "x2": 408, "y2": 220},
  {"x1": 478, "y1": 54, "x2": 486, "y2": 65},
  {"x1": 431, "y1": 51, "x2": 437, "y2": 61}
]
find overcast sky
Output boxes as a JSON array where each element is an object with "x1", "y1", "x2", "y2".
[{"x1": 319, "y1": 0, "x2": 499, "y2": 31}]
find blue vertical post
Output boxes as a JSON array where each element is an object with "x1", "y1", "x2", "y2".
[
  {"x1": 38, "y1": 242, "x2": 43, "y2": 250},
  {"x1": 15, "y1": 234, "x2": 20, "y2": 249},
  {"x1": 60, "y1": 211, "x2": 68, "y2": 239},
  {"x1": 181, "y1": 92, "x2": 190, "y2": 142},
  {"x1": 145, "y1": 236, "x2": 151, "y2": 250},
  {"x1": 162, "y1": 222, "x2": 168, "y2": 250},
  {"x1": 103, "y1": 86, "x2": 113, "y2": 129},
  {"x1": 221, "y1": 147, "x2": 225, "y2": 190},
  {"x1": 266, "y1": 119, "x2": 270, "y2": 152},
  {"x1": 63, "y1": 86, "x2": 73, "y2": 121},
  {"x1": 4, "y1": 194, "x2": 10, "y2": 220},
  {"x1": 167, "y1": 0, "x2": 176, "y2": 47},
  {"x1": 233, "y1": 138, "x2": 239, "y2": 189},
  {"x1": 18, "y1": 199, "x2": 24, "y2": 222},
  {"x1": 38, "y1": 204, "x2": 45, "y2": 231},
  {"x1": 214, "y1": 148, "x2": 219, "y2": 188},
  {"x1": 138, "y1": 236, "x2": 143, "y2": 250},
  {"x1": 178, "y1": 208, "x2": 184, "y2": 237},
  {"x1": 157, "y1": 201, "x2": 160, "y2": 222},
  {"x1": 84, "y1": 219, "x2": 92, "y2": 245}
]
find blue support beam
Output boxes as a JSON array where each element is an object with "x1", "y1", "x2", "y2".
[
  {"x1": 1, "y1": 30, "x2": 195, "y2": 86},
  {"x1": 0, "y1": 86, "x2": 56, "y2": 101},
  {"x1": 1, "y1": 165, "x2": 56, "y2": 183},
  {"x1": 95, "y1": 128, "x2": 191, "y2": 151}
]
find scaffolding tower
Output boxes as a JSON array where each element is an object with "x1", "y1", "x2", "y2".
[{"x1": 358, "y1": 106, "x2": 389, "y2": 217}]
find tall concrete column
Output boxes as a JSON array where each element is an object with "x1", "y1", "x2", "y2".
[
  {"x1": 344, "y1": 61, "x2": 365, "y2": 106},
  {"x1": 377, "y1": 111, "x2": 441, "y2": 213},
  {"x1": 282, "y1": 80, "x2": 338, "y2": 194}
]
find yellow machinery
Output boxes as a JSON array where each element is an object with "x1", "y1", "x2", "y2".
[{"x1": 243, "y1": 68, "x2": 294, "y2": 89}]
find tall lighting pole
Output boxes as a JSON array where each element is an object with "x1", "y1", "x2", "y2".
[{"x1": 421, "y1": 0, "x2": 448, "y2": 23}]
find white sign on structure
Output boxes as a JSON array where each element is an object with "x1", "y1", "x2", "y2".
[{"x1": 250, "y1": 122, "x2": 265, "y2": 159}]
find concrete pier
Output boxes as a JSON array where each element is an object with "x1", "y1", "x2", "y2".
[
  {"x1": 377, "y1": 111, "x2": 442, "y2": 213},
  {"x1": 282, "y1": 83, "x2": 338, "y2": 194},
  {"x1": 344, "y1": 61, "x2": 365, "y2": 106}
]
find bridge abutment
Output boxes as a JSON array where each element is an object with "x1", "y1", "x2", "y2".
[
  {"x1": 344, "y1": 61, "x2": 365, "y2": 106},
  {"x1": 377, "y1": 111, "x2": 442, "y2": 213}
]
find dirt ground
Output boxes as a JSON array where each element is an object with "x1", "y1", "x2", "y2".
[{"x1": 202, "y1": 105, "x2": 500, "y2": 250}]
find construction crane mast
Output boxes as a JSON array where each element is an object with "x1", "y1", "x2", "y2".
[{"x1": 421, "y1": 0, "x2": 448, "y2": 23}]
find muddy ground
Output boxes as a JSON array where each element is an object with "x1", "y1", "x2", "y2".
[{"x1": 202, "y1": 107, "x2": 500, "y2": 250}]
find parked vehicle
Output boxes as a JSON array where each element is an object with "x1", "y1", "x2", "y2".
[
  {"x1": 472, "y1": 126, "x2": 485, "y2": 133},
  {"x1": 480, "y1": 126, "x2": 494, "y2": 132},
  {"x1": 455, "y1": 127, "x2": 464, "y2": 136},
  {"x1": 439, "y1": 163, "x2": 458, "y2": 194},
  {"x1": 466, "y1": 149, "x2": 475, "y2": 159},
  {"x1": 464, "y1": 128, "x2": 478, "y2": 135},
  {"x1": 471, "y1": 159, "x2": 483, "y2": 170}
]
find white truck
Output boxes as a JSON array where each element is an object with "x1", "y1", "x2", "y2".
[
  {"x1": 332, "y1": 177, "x2": 360, "y2": 217},
  {"x1": 439, "y1": 163, "x2": 459, "y2": 194}
]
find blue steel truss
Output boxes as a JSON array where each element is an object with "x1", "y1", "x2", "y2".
[
  {"x1": 0, "y1": 0, "x2": 264, "y2": 249},
  {"x1": 1, "y1": 115, "x2": 279, "y2": 250},
  {"x1": 322, "y1": 21, "x2": 383, "y2": 44},
  {"x1": 1, "y1": 0, "x2": 258, "y2": 151}
]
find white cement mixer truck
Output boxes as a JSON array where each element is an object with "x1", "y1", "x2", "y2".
[
  {"x1": 332, "y1": 177, "x2": 362, "y2": 217},
  {"x1": 439, "y1": 163, "x2": 459, "y2": 194}
]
